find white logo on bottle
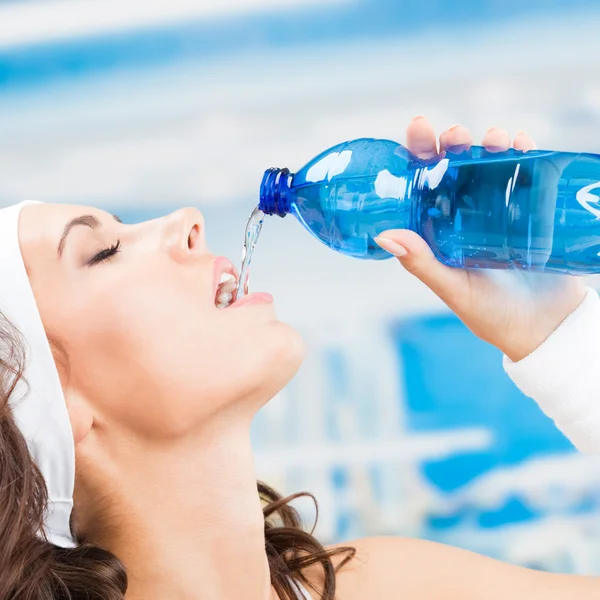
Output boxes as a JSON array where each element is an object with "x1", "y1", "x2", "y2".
[{"x1": 576, "y1": 181, "x2": 600, "y2": 219}]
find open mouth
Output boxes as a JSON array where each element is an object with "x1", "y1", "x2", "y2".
[{"x1": 214, "y1": 260, "x2": 239, "y2": 309}]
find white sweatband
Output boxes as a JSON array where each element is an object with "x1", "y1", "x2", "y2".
[
  {"x1": 504, "y1": 286, "x2": 600, "y2": 454},
  {"x1": 0, "y1": 201, "x2": 76, "y2": 548}
]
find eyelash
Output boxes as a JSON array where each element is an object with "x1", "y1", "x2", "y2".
[{"x1": 88, "y1": 240, "x2": 121, "y2": 266}]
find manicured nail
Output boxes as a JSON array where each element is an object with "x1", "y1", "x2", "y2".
[
  {"x1": 446, "y1": 144, "x2": 468, "y2": 154},
  {"x1": 374, "y1": 236, "x2": 408, "y2": 257},
  {"x1": 415, "y1": 150, "x2": 438, "y2": 160},
  {"x1": 485, "y1": 146, "x2": 506, "y2": 153}
]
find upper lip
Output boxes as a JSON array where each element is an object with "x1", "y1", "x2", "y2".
[{"x1": 213, "y1": 257, "x2": 240, "y2": 301}]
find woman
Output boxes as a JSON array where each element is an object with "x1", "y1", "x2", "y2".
[{"x1": 0, "y1": 117, "x2": 598, "y2": 600}]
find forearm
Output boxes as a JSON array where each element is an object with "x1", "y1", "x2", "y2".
[
  {"x1": 504, "y1": 287, "x2": 600, "y2": 453},
  {"x1": 334, "y1": 536, "x2": 600, "y2": 600}
]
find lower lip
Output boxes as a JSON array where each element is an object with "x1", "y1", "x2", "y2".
[{"x1": 230, "y1": 292, "x2": 274, "y2": 308}]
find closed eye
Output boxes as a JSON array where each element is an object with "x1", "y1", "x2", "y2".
[{"x1": 87, "y1": 240, "x2": 121, "y2": 266}]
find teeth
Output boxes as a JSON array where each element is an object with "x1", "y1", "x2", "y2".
[
  {"x1": 221, "y1": 280, "x2": 236, "y2": 293},
  {"x1": 216, "y1": 272, "x2": 237, "y2": 308}
]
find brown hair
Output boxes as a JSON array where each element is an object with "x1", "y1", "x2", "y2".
[{"x1": 0, "y1": 311, "x2": 354, "y2": 600}]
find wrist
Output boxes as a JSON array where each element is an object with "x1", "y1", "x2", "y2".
[
  {"x1": 499, "y1": 317, "x2": 569, "y2": 363},
  {"x1": 499, "y1": 289, "x2": 588, "y2": 363},
  {"x1": 501, "y1": 337, "x2": 546, "y2": 363}
]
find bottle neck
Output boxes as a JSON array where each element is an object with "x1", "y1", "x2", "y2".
[{"x1": 259, "y1": 168, "x2": 293, "y2": 217}]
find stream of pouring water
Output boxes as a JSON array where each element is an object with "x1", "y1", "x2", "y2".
[{"x1": 236, "y1": 206, "x2": 265, "y2": 299}]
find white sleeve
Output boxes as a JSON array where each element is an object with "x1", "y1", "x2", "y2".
[{"x1": 503, "y1": 287, "x2": 600, "y2": 453}]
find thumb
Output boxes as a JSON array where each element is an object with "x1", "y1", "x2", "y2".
[{"x1": 374, "y1": 229, "x2": 465, "y2": 301}]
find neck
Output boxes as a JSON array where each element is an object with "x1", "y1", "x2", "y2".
[{"x1": 79, "y1": 416, "x2": 275, "y2": 600}]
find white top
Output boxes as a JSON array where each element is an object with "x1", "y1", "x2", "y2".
[{"x1": 504, "y1": 286, "x2": 600, "y2": 453}]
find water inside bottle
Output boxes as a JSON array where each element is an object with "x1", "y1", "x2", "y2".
[
  {"x1": 419, "y1": 150, "x2": 600, "y2": 273},
  {"x1": 236, "y1": 206, "x2": 265, "y2": 299}
]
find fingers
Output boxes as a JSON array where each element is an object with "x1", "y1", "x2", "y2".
[
  {"x1": 374, "y1": 229, "x2": 466, "y2": 305},
  {"x1": 406, "y1": 116, "x2": 439, "y2": 159},
  {"x1": 480, "y1": 127, "x2": 537, "y2": 152},
  {"x1": 407, "y1": 116, "x2": 537, "y2": 158},
  {"x1": 439, "y1": 124, "x2": 474, "y2": 154},
  {"x1": 482, "y1": 126, "x2": 511, "y2": 153},
  {"x1": 513, "y1": 130, "x2": 537, "y2": 151}
]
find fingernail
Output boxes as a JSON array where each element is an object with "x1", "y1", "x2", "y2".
[
  {"x1": 447, "y1": 124, "x2": 462, "y2": 132},
  {"x1": 415, "y1": 150, "x2": 438, "y2": 160},
  {"x1": 515, "y1": 130, "x2": 528, "y2": 136},
  {"x1": 485, "y1": 146, "x2": 506, "y2": 153},
  {"x1": 374, "y1": 236, "x2": 408, "y2": 257},
  {"x1": 412, "y1": 115, "x2": 427, "y2": 122},
  {"x1": 446, "y1": 144, "x2": 468, "y2": 154},
  {"x1": 485, "y1": 126, "x2": 500, "y2": 133}
]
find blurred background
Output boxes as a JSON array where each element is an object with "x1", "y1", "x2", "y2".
[{"x1": 2, "y1": 0, "x2": 600, "y2": 575}]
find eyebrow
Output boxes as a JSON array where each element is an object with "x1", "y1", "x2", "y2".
[{"x1": 57, "y1": 213, "x2": 122, "y2": 257}]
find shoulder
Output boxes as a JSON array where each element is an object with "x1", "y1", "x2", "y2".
[
  {"x1": 300, "y1": 536, "x2": 455, "y2": 600},
  {"x1": 301, "y1": 536, "x2": 600, "y2": 600},
  {"x1": 323, "y1": 536, "x2": 464, "y2": 600}
]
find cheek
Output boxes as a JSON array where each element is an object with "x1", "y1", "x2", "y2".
[
  {"x1": 55, "y1": 274, "x2": 305, "y2": 438},
  {"x1": 58, "y1": 273, "x2": 220, "y2": 436}
]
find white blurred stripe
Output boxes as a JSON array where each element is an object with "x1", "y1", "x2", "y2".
[
  {"x1": 255, "y1": 428, "x2": 493, "y2": 471},
  {"x1": 0, "y1": 0, "x2": 348, "y2": 49}
]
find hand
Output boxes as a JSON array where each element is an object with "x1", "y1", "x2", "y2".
[{"x1": 375, "y1": 116, "x2": 587, "y2": 362}]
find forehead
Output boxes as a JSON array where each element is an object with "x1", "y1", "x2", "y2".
[
  {"x1": 18, "y1": 203, "x2": 108, "y2": 271},
  {"x1": 20, "y1": 202, "x2": 106, "y2": 242}
]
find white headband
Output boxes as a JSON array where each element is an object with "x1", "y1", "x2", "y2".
[{"x1": 0, "y1": 201, "x2": 76, "y2": 548}]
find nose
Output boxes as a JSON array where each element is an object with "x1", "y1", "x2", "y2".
[{"x1": 164, "y1": 207, "x2": 207, "y2": 261}]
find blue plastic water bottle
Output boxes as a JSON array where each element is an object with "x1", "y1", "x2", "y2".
[{"x1": 258, "y1": 138, "x2": 600, "y2": 273}]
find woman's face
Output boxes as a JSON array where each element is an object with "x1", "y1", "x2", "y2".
[{"x1": 18, "y1": 203, "x2": 304, "y2": 440}]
